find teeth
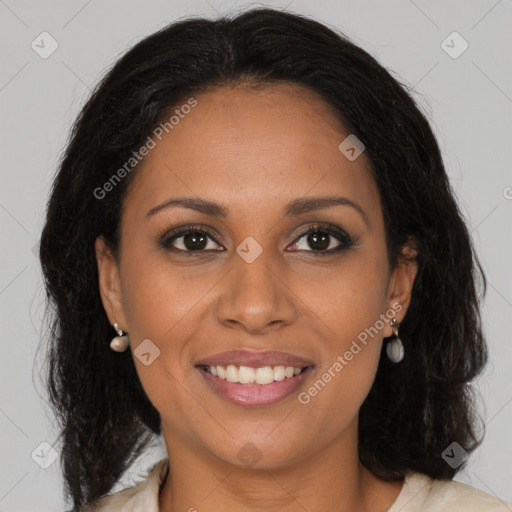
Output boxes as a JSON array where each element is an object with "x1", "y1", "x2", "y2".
[
  {"x1": 206, "y1": 364, "x2": 305, "y2": 385},
  {"x1": 255, "y1": 366, "x2": 274, "y2": 385},
  {"x1": 238, "y1": 365, "x2": 256, "y2": 384},
  {"x1": 285, "y1": 366, "x2": 295, "y2": 378},
  {"x1": 273, "y1": 366, "x2": 285, "y2": 381}
]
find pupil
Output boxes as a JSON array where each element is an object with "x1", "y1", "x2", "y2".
[
  {"x1": 308, "y1": 231, "x2": 329, "y2": 251},
  {"x1": 184, "y1": 232, "x2": 207, "y2": 250}
]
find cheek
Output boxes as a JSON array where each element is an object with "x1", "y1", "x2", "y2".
[
  {"x1": 295, "y1": 296, "x2": 385, "y2": 445},
  {"x1": 121, "y1": 253, "x2": 205, "y2": 341},
  {"x1": 119, "y1": 251, "x2": 217, "y2": 412},
  {"x1": 296, "y1": 250, "x2": 389, "y2": 344},
  {"x1": 119, "y1": 264, "x2": 196, "y2": 432},
  {"x1": 294, "y1": 251, "x2": 388, "y2": 404}
]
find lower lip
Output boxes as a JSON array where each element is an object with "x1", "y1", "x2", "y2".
[{"x1": 197, "y1": 366, "x2": 313, "y2": 407}]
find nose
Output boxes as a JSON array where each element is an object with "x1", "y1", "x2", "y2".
[{"x1": 215, "y1": 253, "x2": 297, "y2": 336}]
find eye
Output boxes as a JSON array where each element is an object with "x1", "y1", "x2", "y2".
[
  {"x1": 288, "y1": 224, "x2": 355, "y2": 255},
  {"x1": 159, "y1": 225, "x2": 224, "y2": 253},
  {"x1": 159, "y1": 223, "x2": 355, "y2": 256}
]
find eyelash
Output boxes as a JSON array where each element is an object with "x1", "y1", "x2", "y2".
[{"x1": 158, "y1": 223, "x2": 356, "y2": 256}]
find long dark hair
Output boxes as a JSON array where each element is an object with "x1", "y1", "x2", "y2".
[{"x1": 39, "y1": 7, "x2": 488, "y2": 510}]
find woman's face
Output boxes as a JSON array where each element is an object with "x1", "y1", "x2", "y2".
[{"x1": 96, "y1": 83, "x2": 416, "y2": 469}]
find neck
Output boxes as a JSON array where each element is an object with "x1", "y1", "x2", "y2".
[{"x1": 158, "y1": 421, "x2": 404, "y2": 512}]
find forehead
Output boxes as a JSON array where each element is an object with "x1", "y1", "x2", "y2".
[{"x1": 123, "y1": 83, "x2": 380, "y2": 221}]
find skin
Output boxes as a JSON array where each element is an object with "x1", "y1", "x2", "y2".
[{"x1": 96, "y1": 82, "x2": 418, "y2": 512}]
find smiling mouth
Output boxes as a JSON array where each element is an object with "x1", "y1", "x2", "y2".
[{"x1": 197, "y1": 364, "x2": 310, "y2": 385}]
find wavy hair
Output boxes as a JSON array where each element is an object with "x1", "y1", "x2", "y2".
[{"x1": 39, "y1": 7, "x2": 488, "y2": 510}]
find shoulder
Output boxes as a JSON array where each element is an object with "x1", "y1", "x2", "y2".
[
  {"x1": 390, "y1": 471, "x2": 512, "y2": 511},
  {"x1": 81, "y1": 458, "x2": 169, "y2": 512},
  {"x1": 424, "y1": 476, "x2": 512, "y2": 511}
]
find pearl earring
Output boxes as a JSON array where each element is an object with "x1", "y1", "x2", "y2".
[
  {"x1": 110, "y1": 322, "x2": 130, "y2": 352},
  {"x1": 386, "y1": 317, "x2": 404, "y2": 363}
]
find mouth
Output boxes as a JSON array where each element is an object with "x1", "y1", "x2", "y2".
[{"x1": 195, "y1": 362, "x2": 314, "y2": 407}]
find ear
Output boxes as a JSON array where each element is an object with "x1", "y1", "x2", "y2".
[
  {"x1": 95, "y1": 236, "x2": 128, "y2": 331},
  {"x1": 383, "y1": 239, "x2": 418, "y2": 338}
]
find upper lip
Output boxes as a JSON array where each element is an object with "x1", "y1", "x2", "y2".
[{"x1": 195, "y1": 350, "x2": 314, "y2": 368}]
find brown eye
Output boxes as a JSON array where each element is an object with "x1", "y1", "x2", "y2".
[
  {"x1": 161, "y1": 227, "x2": 223, "y2": 253},
  {"x1": 288, "y1": 224, "x2": 355, "y2": 254},
  {"x1": 306, "y1": 231, "x2": 332, "y2": 251},
  {"x1": 181, "y1": 232, "x2": 209, "y2": 251}
]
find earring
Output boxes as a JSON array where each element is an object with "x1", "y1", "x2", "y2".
[
  {"x1": 386, "y1": 317, "x2": 404, "y2": 363},
  {"x1": 110, "y1": 322, "x2": 130, "y2": 352}
]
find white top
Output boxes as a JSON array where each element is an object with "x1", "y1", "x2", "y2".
[{"x1": 84, "y1": 458, "x2": 511, "y2": 511}]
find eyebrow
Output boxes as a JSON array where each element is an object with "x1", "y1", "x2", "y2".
[{"x1": 146, "y1": 196, "x2": 370, "y2": 227}]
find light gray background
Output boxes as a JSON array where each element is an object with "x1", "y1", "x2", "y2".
[{"x1": 1, "y1": 0, "x2": 511, "y2": 510}]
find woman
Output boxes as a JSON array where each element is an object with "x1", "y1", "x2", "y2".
[{"x1": 39, "y1": 7, "x2": 510, "y2": 512}]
